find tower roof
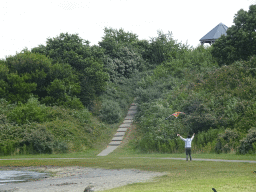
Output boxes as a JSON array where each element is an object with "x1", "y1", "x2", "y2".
[{"x1": 200, "y1": 23, "x2": 228, "y2": 44}]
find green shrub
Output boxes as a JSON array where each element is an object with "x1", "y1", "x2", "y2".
[
  {"x1": 99, "y1": 100, "x2": 122, "y2": 124},
  {"x1": 21, "y1": 124, "x2": 54, "y2": 154},
  {"x1": 62, "y1": 96, "x2": 84, "y2": 110},
  {"x1": 73, "y1": 108, "x2": 91, "y2": 123},
  {"x1": 8, "y1": 97, "x2": 48, "y2": 125},
  {"x1": 148, "y1": 31, "x2": 180, "y2": 65},
  {"x1": 215, "y1": 129, "x2": 240, "y2": 154},
  {"x1": 135, "y1": 75, "x2": 176, "y2": 103},
  {"x1": 238, "y1": 128, "x2": 256, "y2": 154},
  {"x1": 104, "y1": 46, "x2": 144, "y2": 81},
  {"x1": 0, "y1": 98, "x2": 9, "y2": 114},
  {"x1": 0, "y1": 141, "x2": 17, "y2": 156},
  {"x1": 194, "y1": 128, "x2": 220, "y2": 152},
  {"x1": 0, "y1": 114, "x2": 8, "y2": 125},
  {"x1": 0, "y1": 122, "x2": 55, "y2": 155},
  {"x1": 53, "y1": 141, "x2": 68, "y2": 153}
]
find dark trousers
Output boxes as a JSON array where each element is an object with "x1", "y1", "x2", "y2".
[{"x1": 185, "y1": 147, "x2": 192, "y2": 161}]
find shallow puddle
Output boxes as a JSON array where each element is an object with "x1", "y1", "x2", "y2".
[{"x1": 0, "y1": 170, "x2": 48, "y2": 184}]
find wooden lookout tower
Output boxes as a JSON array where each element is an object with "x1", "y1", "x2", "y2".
[{"x1": 199, "y1": 23, "x2": 228, "y2": 45}]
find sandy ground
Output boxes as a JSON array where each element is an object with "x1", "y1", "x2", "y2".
[{"x1": 0, "y1": 166, "x2": 166, "y2": 192}]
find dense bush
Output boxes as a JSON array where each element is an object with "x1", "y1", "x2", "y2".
[
  {"x1": 0, "y1": 97, "x2": 113, "y2": 155},
  {"x1": 104, "y1": 46, "x2": 144, "y2": 81},
  {"x1": 8, "y1": 97, "x2": 49, "y2": 125},
  {"x1": 215, "y1": 129, "x2": 240, "y2": 154},
  {"x1": 135, "y1": 73, "x2": 176, "y2": 103},
  {"x1": 238, "y1": 128, "x2": 256, "y2": 154},
  {"x1": 99, "y1": 27, "x2": 139, "y2": 58},
  {"x1": 193, "y1": 128, "x2": 220, "y2": 153},
  {"x1": 99, "y1": 100, "x2": 122, "y2": 124},
  {"x1": 21, "y1": 124, "x2": 55, "y2": 154},
  {"x1": 73, "y1": 108, "x2": 91, "y2": 124},
  {"x1": 0, "y1": 120, "x2": 54, "y2": 155},
  {"x1": 148, "y1": 31, "x2": 181, "y2": 65},
  {"x1": 100, "y1": 28, "x2": 146, "y2": 81}
]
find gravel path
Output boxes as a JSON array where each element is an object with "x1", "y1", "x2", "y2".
[{"x1": 0, "y1": 166, "x2": 166, "y2": 192}]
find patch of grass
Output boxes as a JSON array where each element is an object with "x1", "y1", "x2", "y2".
[
  {"x1": 109, "y1": 151, "x2": 256, "y2": 161},
  {"x1": 103, "y1": 175, "x2": 255, "y2": 192}
]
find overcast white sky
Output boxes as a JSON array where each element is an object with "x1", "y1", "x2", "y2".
[{"x1": 1, "y1": 0, "x2": 255, "y2": 59}]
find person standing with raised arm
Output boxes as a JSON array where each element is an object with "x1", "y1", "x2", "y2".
[{"x1": 177, "y1": 133, "x2": 195, "y2": 161}]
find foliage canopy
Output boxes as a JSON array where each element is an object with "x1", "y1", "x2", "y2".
[{"x1": 211, "y1": 4, "x2": 256, "y2": 66}]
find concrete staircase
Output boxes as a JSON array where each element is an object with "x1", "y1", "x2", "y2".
[{"x1": 97, "y1": 102, "x2": 137, "y2": 156}]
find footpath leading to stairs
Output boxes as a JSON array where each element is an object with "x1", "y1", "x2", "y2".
[{"x1": 97, "y1": 101, "x2": 137, "y2": 156}]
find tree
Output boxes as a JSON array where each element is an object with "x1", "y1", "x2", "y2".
[
  {"x1": 99, "y1": 28, "x2": 145, "y2": 81},
  {"x1": 0, "y1": 60, "x2": 9, "y2": 98},
  {"x1": 211, "y1": 5, "x2": 256, "y2": 66},
  {"x1": 6, "y1": 72, "x2": 37, "y2": 103},
  {"x1": 149, "y1": 31, "x2": 180, "y2": 65},
  {"x1": 99, "y1": 27, "x2": 138, "y2": 57},
  {"x1": 3, "y1": 50, "x2": 82, "y2": 106},
  {"x1": 5, "y1": 49, "x2": 51, "y2": 98},
  {"x1": 43, "y1": 33, "x2": 90, "y2": 71},
  {"x1": 33, "y1": 33, "x2": 109, "y2": 106},
  {"x1": 104, "y1": 46, "x2": 144, "y2": 81},
  {"x1": 31, "y1": 44, "x2": 47, "y2": 55},
  {"x1": 79, "y1": 58, "x2": 109, "y2": 106}
]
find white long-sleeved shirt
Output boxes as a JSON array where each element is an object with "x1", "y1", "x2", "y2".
[{"x1": 179, "y1": 135, "x2": 194, "y2": 148}]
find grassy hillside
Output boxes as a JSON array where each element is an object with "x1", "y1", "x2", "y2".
[
  {"x1": 0, "y1": 75, "x2": 136, "y2": 156},
  {"x1": 0, "y1": 98, "x2": 111, "y2": 155}
]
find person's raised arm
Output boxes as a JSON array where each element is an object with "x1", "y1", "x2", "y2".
[{"x1": 177, "y1": 134, "x2": 185, "y2": 141}]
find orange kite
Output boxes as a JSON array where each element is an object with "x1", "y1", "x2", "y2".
[{"x1": 171, "y1": 112, "x2": 185, "y2": 118}]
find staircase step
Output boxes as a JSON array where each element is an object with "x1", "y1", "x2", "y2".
[
  {"x1": 119, "y1": 123, "x2": 131, "y2": 128},
  {"x1": 127, "y1": 111, "x2": 137, "y2": 115},
  {"x1": 97, "y1": 146, "x2": 118, "y2": 156},
  {"x1": 117, "y1": 128, "x2": 128, "y2": 132},
  {"x1": 129, "y1": 106, "x2": 137, "y2": 110},
  {"x1": 123, "y1": 120, "x2": 133, "y2": 124},
  {"x1": 109, "y1": 141, "x2": 122, "y2": 146},
  {"x1": 114, "y1": 132, "x2": 126, "y2": 137},
  {"x1": 112, "y1": 136, "x2": 123, "y2": 141},
  {"x1": 125, "y1": 115, "x2": 134, "y2": 120}
]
